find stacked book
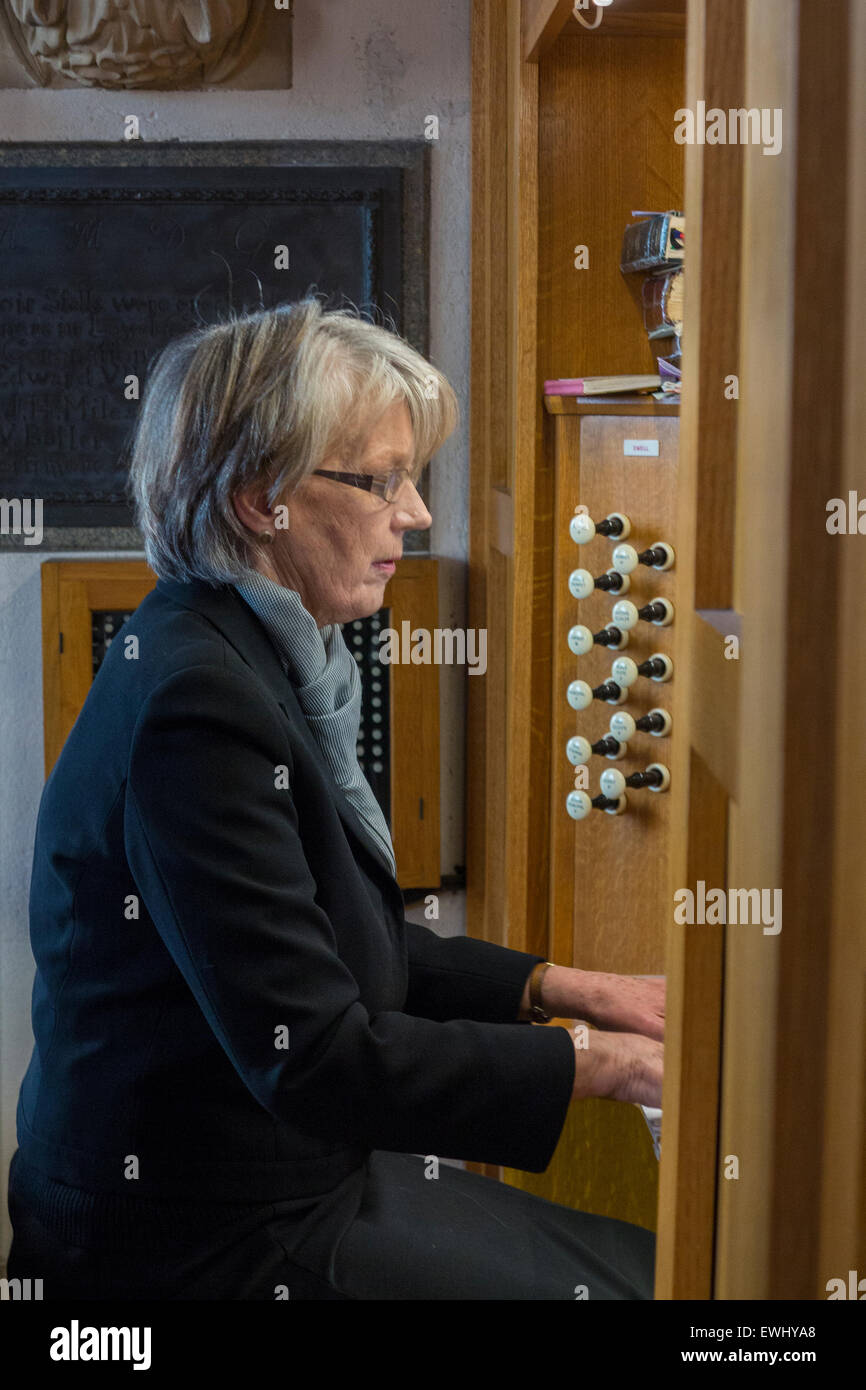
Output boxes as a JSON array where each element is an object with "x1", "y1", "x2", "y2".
[
  {"x1": 543, "y1": 374, "x2": 663, "y2": 398},
  {"x1": 620, "y1": 210, "x2": 684, "y2": 398}
]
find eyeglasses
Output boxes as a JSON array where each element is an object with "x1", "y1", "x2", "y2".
[{"x1": 312, "y1": 468, "x2": 417, "y2": 503}]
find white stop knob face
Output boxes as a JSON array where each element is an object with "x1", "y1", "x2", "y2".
[
  {"x1": 569, "y1": 514, "x2": 596, "y2": 545},
  {"x1": 568, "y1": 568, "x2": 594, "y2": 599},
  {"x1": 600, "y1": 768, "x2": 626, "y2": 799},
  {"x1": 566, "y1": 736, "x2": 592, "y2": 766},
  {"x1": 610, "y1": 711, "x2": 636, "y2": 742},
  {"x1": 611, "y1": 600, "x2": 639, "y2": 631},
  {"x1": 610, "y1": 656, "x2": 638, "y2": 688},
  {"x1": 566, "y1": 680, "x2": 593, "y2": 711},
  {"x1": 567, "y1": 624, "x2": 594, "y2": 656},
  {"x1": 611, "y1": 544, "x2": 638, "y2": 575},
  {"x1": 566, "y1": 791, "x2": 592, "y2": 821}
]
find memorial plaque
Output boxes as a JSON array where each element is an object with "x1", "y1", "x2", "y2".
[{"x1": 0, "y1": 143, "x2": 428, "y2": 546}]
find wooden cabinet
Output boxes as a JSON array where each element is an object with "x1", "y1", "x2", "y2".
[{"x1": 470, "y1": 0, "x2": 865, "y2": 1300}]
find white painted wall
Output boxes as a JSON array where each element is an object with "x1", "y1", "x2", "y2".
[{"x1": 0, "y1": 0, "x2": 470, "y2": 1266}]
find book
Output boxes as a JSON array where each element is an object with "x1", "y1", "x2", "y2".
[
  {"x1": 658, "y1": 351, "x2": 682, "y2": 381},
  {"x1": 642, "y1": 268, "x2": 684, "y2": 339},
  {"x1": 544, "y1": 374, "x2": 662, "y2": 397},
  {"x1": 621, "y1": 211, "x2": 685, "y2": 273}
]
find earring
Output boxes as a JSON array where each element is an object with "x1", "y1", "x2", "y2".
[{"x1": 260, "y1": 531, "x2": 274, "y2": 544}]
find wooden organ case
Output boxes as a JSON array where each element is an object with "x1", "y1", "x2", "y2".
[{"x1": 470, "y1": 0, "x2": 866, "y2": 1300}]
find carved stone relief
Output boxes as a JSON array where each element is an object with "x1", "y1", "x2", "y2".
[{"x1": 0, "y1": 0, "x2": 269, "y2": 88}]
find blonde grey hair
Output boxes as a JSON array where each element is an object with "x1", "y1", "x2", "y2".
[{"x1": 126, "y1": 296, "x2": 459, "y2": 583}]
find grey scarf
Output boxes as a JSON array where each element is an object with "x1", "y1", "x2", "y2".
[{"x1": 232, "y1": 569, "x2": 397, "y2": 878}]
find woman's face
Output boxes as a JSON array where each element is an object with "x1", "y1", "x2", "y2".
[{"x1": 258, "y1": 399, "x2": 432, "y2": 626}]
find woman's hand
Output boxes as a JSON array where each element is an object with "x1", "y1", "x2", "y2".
[
  {"x1": 571, "y1": 1029, "x2": 663, "y2": 1109},
  {"x1": 539, "y1": 966, "x2": 665, "y2": 1042},
  {"x1": 573, "y1": 971, "x2": 665, "y2": 1042}
]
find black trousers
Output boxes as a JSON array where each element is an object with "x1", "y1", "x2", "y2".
[{"x1": 7, "y1": 1150, "x2": 655, "y2": 1301}]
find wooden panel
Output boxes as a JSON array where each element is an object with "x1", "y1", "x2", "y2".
[
  {"x1": 507, "y1": 411, "x2": 677, "y2": 1228},
  {"x1": 656, "y1": 748, "x2": 726, "y2": 1296},
  {"x1": 689, "y1": 611, "x2": 741, "y2": 801},
  {"x1": 468, "y1": 0, "x2": 548, "y2": 957},
  {"x1": 655, "y1": 0, "x2": 744, "y2": 1300},
  {"x1": 691, "y1": 0, "x2": 744, "y2": 608},
  {"x1": 525, "y1": 0, "x2": 686, "y2": 58},
  {"x1": 387, "y1": 558, "x2": 441, "y2": 888},
  {"x1": 538, "y1": 34, "x2": 685, "y2": 383},
  {"x1": 45, "y1": 561, "x2": 155, "y2": 774},
  {"x1": 504, "y1": 0, "x2": 553, "y2": 959},
  {"x1": 523, "y1": 0, "x2": 574, "y2": 61},
  {"x1": 819, "y1": 0, "x2": 866, "y2": 1288},
  {"x1": 553, "y1": 414, "x2": 679, "y2": 975},
  {"x1": 718, "y1": 0, "x2": 851, "y2": 1299},
  {"x1": 466, "y1": 0, "x2": 504, "y2": 937}
]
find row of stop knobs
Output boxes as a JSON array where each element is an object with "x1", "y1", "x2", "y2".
[{"x1": 567, "y1": 510, "x2": 673, "y2": 820}]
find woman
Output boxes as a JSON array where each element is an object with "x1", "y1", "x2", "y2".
[{"x1": 7, "y1": 297, "x2": 664, "y2": 1300}]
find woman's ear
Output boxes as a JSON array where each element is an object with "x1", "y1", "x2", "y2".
[{"x1": 232, "y1": 485, "x2": 272, "y2": 532}]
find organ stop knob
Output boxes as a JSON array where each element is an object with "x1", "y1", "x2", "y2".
[
  {"x1": 610, "y1": 598, "x2": 675, "y2": 630},
  {"x1": 611, "y1": 542, "x2": 676, "y2": 574},
  {"x1": 609, "y1": 653, "x2": 674, "y2": 688},
  {"x1": 599, "y1": 765, "x2": 671, "y2": 796},
  {"x1": 568, "y1": 568, "x2": 631, "y2": 599},
  {"x1": 567, "y1": 623, "x2": 629, "y2": 655},
  {"x1": 566, "y1": 734, "x2": 627, "y2": 766},
  {"x1": 569, "y1": 511, "x2": 632, "y2": 545},
  {"x1": 566, "y1": 790, "x2": 628, "y2": 819},
  {"x1": 567, "y1": 677, "x2": 629, "y2": 710},
  {"x1": 609, "y1": 708, "x2": 673, "y2": 741}
]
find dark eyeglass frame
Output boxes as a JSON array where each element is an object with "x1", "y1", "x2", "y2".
[{"x1": 311, "y1": 468, "x2": 418, "y2": 503}]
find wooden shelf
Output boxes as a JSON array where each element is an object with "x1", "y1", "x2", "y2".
[
  {"x1": 544, "y1": 393, "x2": 680, "y2": 414},
  {"x1": 524, "y1": 0, "x2": 685, "y2": 61}
]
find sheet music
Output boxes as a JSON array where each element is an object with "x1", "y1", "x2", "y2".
[{"x1": 637, "y1": 1105, "x2": 662, "y2": 1160}]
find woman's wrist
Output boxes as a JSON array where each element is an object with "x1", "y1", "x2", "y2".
[
  {"x1": 518, "y1": 962, "x2": 594, "y2": 1022},
  {"x1": 538, "y1": 963, "x2": 594, "y2": 1020}
]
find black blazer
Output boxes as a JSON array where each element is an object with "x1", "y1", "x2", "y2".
[{"x1": 16, "y1": 578, "x2": 575, "y2": 1204}]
